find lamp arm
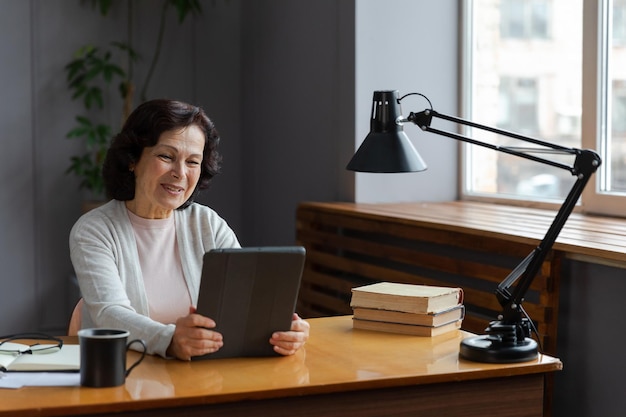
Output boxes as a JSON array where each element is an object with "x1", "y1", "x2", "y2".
[
  {"x1": 417, "y1": 110, "x2": 573, "y2": 151},
  {"x1": 407, "y1": 110, "x2": 578, "y2": 173},
  {"x1": 406, "y1": 108, "x2": 602, "y2": 324},
  {"x1": 497, "y1": 169, "x2": 591, "y2": 321}
]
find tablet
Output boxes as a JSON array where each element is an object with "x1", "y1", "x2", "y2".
[{"x1": 192, "y1": 246, "x2": 306, "y2": 360}]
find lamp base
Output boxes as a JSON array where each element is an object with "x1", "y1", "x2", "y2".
[{"x1": 459, "y1": 335, "x2": 538, "y2": 363}]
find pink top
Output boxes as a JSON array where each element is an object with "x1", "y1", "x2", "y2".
[{"x1": 128, "y1": 210, "x2": 191, "y2": 324}]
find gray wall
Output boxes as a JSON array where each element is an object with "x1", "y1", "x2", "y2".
[
  {"x1": 0, "y1": 1, "x2": 622, "y2": 415},
  {"x1": 354, "y1": 0, "x2": 459, "y2": 203},
  {"x1": 2, "y1": 0, "x2": 38, "y2": 332},
  {"x1": 238, "y1": 0, "x2": 357, "y2": 246}
]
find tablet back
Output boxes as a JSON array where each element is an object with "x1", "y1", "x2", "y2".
[{"x1": 193, "y1": 246, "x2": 305, "y2": 360}]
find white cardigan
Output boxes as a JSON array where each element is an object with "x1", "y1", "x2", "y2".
[{"x1": 69, "y1": 200, "x2": 240, "y2": 357}]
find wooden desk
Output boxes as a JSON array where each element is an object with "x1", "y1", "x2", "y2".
[{"x1": 0, "y1": 316, "x2": 562, "y2": 417}]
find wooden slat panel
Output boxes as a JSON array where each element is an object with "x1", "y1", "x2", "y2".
[
  {"x1": 460, "y1": 314, "x2": 490, "y2": 335},
  {"x1": 298, "y1": 207, "x2": 538, "y2": 258},
  {"x1": 299, "y1": 226, "x2": 551, "y2": 291},
  {"x1": 304, "y1": 249, "x2": 551, "y2": 321}
]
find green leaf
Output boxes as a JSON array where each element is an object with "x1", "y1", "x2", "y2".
[
  {"x1": 102, "y1": 63, "x2": 125, "y2": 83},
  {"x1": 71, "y1": 85, "x2": 87, "y2": 101},
  {"x1": 168, "y1": 0, "x2": 203, "y2": 23},
  {"x1": 65, "y1": 60, "x2": 87, "y2": 82},
  {"x1": 84, "y1": 65, "x2": 105, "y2": 83},
  {"x1": 95, "y1": 124, "x2": 111, "y2": 141},
  {"x1": 83, "y1": 0, "x2": 114, "y2": 16},
  {"x1": 84, "y1": 87, "x2": 104, "y2": 109},
  {"x1": 111, "y1": 41, "x2": 141, "y2": 62},
  {"x1": 73, "y1": 44, "x2": 97, "y2": 59},
  {"x1": 75, "y1": 115, "x2": 92, "y2": 125},
  {"x1": 66, "y1": 126, "x2": 90, "y2": 139}
]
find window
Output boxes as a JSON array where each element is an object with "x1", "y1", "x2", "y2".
[{"x1": 462, "y1": 0, "x2": 626, "y2": 216}]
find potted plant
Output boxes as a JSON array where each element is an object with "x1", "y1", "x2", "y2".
[{"x1": 64, "y1": 0, "x2": 203, "y2": 207}]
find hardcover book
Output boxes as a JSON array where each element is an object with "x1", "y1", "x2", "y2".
[
  {"x1": 352, "y1": 304, "x2": 465, "y2": 327},
  {"x1": 352, "y1": 318, "x2": 463, "y2": 337},
  {"x1": 350, "y1": 282, "x2": 463, "y2": 314}
]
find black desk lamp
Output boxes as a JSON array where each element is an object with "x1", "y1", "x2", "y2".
[{"x1": 347, "y1": 90, "x2": 601, "y2": 363}]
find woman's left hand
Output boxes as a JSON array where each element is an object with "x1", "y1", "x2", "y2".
[{"x1": 270, "y1": 313, "x2": 310, "y2": 356}]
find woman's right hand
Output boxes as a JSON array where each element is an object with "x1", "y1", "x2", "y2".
[{"x1": 167, "y1": 306, "x2": 223, "y2": 360}]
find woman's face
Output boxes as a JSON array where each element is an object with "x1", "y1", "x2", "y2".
[{"x1": 127, "y1": 124, "x2": 205, "y2": 219}]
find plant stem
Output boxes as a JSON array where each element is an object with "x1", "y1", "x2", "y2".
[
  {"x1": 140, "y1": 0, "x2": 169, "y2": 102},
  {"x1": 123, "y1": 0, "x2": 135, "y2": 122}
]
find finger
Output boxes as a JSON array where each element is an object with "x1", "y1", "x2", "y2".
[
  {"x1": 176, "y1": 339, "x2": 224, "y2": 361},
  {"x1": 272, "y1": 330, "x2": 302, "y2": 343},
  {"x1": 186, "y1": 327, "x2": 223, "y2": 343},
  {"x1": 272, "y1": 340, "x2": 302, "y2": 356},
  {"x1": 270, "y1": 331, "x2": 307, "y2": 355},
  {"x1": 179, "y1": 313, "x2": 217, "y2": 330},
  {"x1": 274, "y1": 346, "x2": 296, "y2": 356},
  {"x1": 187, "y1": 337, "x2": 224, "y2": 352},
  {"x1": 290, "y1": 320, "x2": 310, "y2": 333},
  {"x1": 174, "y1": 332, "x2": 224, "y2": 359}
]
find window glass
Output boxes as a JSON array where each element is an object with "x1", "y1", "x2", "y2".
[
  {"x1": 604, "y1": 0, "x2": 626, "y2": 193},
  {"x1": 466, "y1": 0, "x2": 583, "y2": 201}
]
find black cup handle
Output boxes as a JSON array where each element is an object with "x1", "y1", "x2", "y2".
[{"x1": 125, "y1": 339, "x2": 147, "y2": 377}]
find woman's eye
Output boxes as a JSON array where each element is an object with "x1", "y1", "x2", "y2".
[{"x1": 159, "y1": 154, "x2": 173, "y2": 161}]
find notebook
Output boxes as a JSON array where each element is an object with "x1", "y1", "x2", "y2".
[
  {"x1": 0, "y1": 344, "x2": 80, "y2": 372},
  {"x1": 192, "y1": 246, "x2": 306, "y2": 360}
]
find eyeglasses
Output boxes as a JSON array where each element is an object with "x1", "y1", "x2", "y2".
[{"x1": 0, "y1": 333, "x2": 63, "y2": 355}]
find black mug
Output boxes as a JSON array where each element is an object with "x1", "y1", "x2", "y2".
[{"x1": 78, "y1": 328, "x2": 146, "y2": 388}]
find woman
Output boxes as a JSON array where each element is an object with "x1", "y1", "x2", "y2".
[{"x1": 69, "y1": 99, "x2": 309, "y2": 360}]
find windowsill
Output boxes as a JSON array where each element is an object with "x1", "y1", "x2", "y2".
[{"x1": 304, "y1": 200, "x2": 626, "y2": 269}]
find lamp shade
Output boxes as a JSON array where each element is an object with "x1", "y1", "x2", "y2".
[{"x1": 347, "y1": 90, "x2": 427, "y2": 173}]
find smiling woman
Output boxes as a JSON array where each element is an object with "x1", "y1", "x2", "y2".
[{"x1": 69, "y1": 99, "x2": 310, "y2": 361}]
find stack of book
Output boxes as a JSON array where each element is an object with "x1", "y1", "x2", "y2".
[{"x1": 350, "y1": 282, "x2": 464, "y2": 337}]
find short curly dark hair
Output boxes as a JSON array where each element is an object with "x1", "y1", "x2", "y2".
[{"x1": 102, "y1": 99, "x2": 222, "y2": 209}]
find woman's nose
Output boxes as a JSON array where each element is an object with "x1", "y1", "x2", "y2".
[{"x1": 171, "y1": 162, "x2": 184, "y2": 179}]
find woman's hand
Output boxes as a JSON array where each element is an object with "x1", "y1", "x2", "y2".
[
  {"x1": 167, "y1": 306, "x2": 223, "y2": 360},
  {"x1": 270, "y1": 313, "x2": 310, "y2": 356}
]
